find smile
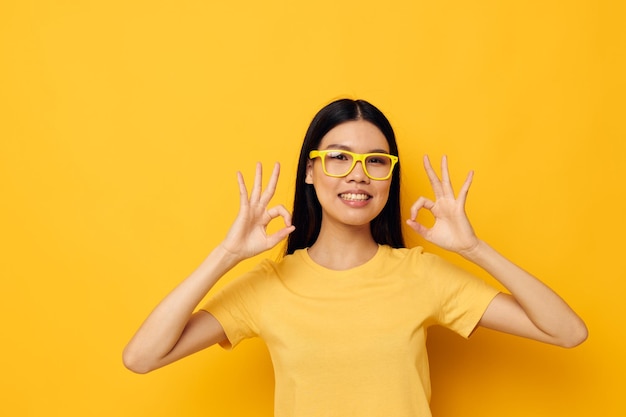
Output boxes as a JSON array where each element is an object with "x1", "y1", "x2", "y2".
[{"x1": 339, "y1": 193, "x2": 371, "y2": 201}]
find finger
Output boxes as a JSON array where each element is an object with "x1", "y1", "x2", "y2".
[
  {"x1": 236, "y1": 171, "x2": 249, "y2": 208},
  {"x1": 440, "y1": 155, "x2": 455, "y2": 196},
  {"x1": 266, "y1": 204, "x2": 293, "y2": 227},
  {"x1": 409, "y1": 196, "x2": 435, "y2": 221},
  {"x1": 264, "y1": 204, "x2": 295, "y2": 248},
  {"x1": 423, "y1": 155, "x2": 444, "y2": 198},
  {"x1": 457, "y1": 170, "x2": 474, "y2": 205},
  {"x1": 266, "y1": 225, "x2": 296, "y2": 248},
  {"x1": 249, "y1": 162, "x2": 263, "y2": 203},
  {"x1": 260, "y1": 162, "x2": 280, "y2": 207}
]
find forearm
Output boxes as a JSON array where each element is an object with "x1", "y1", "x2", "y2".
[
  {"x1": 123, "y1": 244, "x2": 240, "y2": 366},
  {"x1": 460, "y1": 240, "x2": 587, "y2": 346}
]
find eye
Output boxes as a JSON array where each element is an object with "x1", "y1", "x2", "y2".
[
  {"x1": 327, "y1": 151, "x2": 350, "y2": 161},
  {"x1": 366, "y1": 154, "x2": 391, "y2": 166}
]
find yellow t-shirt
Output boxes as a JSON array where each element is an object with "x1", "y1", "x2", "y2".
[{"x1": 202, "y1": 245, "x2": 499, "y2": 417}]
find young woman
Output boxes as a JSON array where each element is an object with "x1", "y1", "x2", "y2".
[{"x1": 123, "y1": 99, "x2": 587, "y2": 416}]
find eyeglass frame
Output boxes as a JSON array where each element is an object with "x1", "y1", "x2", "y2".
[{"x1": 308, "y1": 149, "x2": 399, "y2": 181}]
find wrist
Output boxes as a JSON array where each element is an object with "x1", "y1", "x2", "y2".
[
  {"x1": 458, "y1": 238, "x2": 487, "y2": 261},
  {"x1": 213, "y1": 243, "x2": 245, "y2": 266}
]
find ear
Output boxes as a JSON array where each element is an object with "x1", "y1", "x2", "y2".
[{"x1": 305, "y1": 159, "x2": 314, "y2": 184}]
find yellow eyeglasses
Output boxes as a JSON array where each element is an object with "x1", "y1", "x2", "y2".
[{"x1": 309, "y1": 150, "x2": 399, "y2": 181}]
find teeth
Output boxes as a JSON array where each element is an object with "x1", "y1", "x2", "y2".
[{"x1": 340, "y1": 193, "x2": 370, "y2": 201}]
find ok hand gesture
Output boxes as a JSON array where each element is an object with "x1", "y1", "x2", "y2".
[
  {"x1": 406, "y1": 155, "x2": 480, "y2": 256},
  {"x1": 221, "y1": 162, "x2": 295, "y2": 261}
]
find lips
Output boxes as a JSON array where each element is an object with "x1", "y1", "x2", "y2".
[{"x1": 339, "y1": 192, "x2": 372, "y2": 201}]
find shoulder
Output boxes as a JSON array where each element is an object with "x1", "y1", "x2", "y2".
[
  {"x1": 215, "y1": 257, "x2": 282, "y2": 296},
  {"x1": 230, "y1": 252, "x2": 305, "y2": 287},
  {"x1": 378, "y1": 245, "x2": 432, "y2": 269},
  {"x1": 378, "y1": 245, "x2": 475, "y2": 282}
]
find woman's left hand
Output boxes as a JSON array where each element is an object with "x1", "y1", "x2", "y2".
[{"x1": 406, "y1": 155, "x2": 480, "y2": 256}]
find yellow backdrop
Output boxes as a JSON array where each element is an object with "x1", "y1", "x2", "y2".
[{"x1": 1, "y1": 1, "x2": 624, "y2": 416}]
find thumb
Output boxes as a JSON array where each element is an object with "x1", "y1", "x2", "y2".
[
  {"x1": 406, "y1": 219, "x2": 430, "y2": 239},
  {"x1": 266, "y1": 225, "x2": 296, "y2": 248}
]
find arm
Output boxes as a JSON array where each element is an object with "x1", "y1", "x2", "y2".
[
  {"x1": 406, "y1": 155, "x2": 587, "y2": 348},
  {"x1": 122, "y1": 163, "x2": 295, "y2": 373}
]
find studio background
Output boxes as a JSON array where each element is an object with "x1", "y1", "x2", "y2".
[{"x1": 1, "y1": 1, "x2": 624, "y2": 416}]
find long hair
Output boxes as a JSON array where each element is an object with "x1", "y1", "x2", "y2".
[{"x1": 285, "y1": 99, "x2": 405, "y2": 254}]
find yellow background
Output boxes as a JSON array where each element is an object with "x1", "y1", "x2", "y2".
[{"x1": 1, "y1": 1, "x2": 624, "y2": 416}]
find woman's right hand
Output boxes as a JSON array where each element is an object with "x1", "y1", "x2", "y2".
[{"x1": 220, "y1": 162, "x2": 295, "y2": 261}]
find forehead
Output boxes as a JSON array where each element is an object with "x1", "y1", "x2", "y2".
[{"x1": 318, "y1": 120, "x2": 389, "y2": 152}]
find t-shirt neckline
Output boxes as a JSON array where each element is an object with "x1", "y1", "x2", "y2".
[{"x1": 298, "y1": 244, "x2": 388, "y2": 276}]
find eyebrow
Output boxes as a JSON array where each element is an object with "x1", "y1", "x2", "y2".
[{"x1": 322, "y1": 144, "x2": 390, "y2": 154}]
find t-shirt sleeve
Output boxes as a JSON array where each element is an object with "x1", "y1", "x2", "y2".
[
  {"x1": 199, "y1": 262, "x2": 269, "y2": 350},
  {"x1": 422, "y1": 252, "x2": 500, "y2": 338}
]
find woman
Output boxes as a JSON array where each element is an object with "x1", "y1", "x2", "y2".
[{"x1": 123, "y1": 99, "x2": 587, "y2": 416}]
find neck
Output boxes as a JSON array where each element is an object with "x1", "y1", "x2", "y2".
[{"x1": 307, "y1": 223, "x2": 379, "y2": 270}]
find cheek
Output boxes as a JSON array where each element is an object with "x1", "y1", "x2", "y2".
[
  {"x1": 312, "y1": 176, "x2": 337, "y2": 198},
  {"x1": 374, "y1": 184, "x2": 393, "y2": 212},
  {"x1": 308, "y1": 165, "x2": 334, "y2": 188},
  {"x1": 377, "y1": 181, "x2": 392, "y2": 198}
]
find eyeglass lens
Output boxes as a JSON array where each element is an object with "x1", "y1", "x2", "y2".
[{"x1": 323, "y1": 151, "x2": 393, "y2": 179}]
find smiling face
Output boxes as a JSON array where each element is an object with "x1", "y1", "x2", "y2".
[{"x1": 305, "y1": 120, "x2": 393, "y2": 229}]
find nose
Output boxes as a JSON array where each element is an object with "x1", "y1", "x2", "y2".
[{"x1": 346, "y1": 160, "x2": 370, "y2": 183}]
